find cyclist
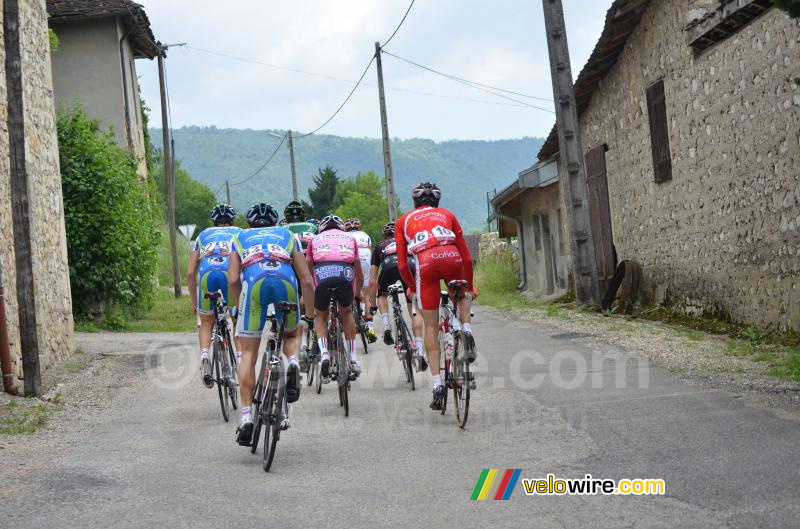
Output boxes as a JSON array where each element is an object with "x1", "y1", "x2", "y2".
[
  {"x1": 345, "y1": 217, "x2": 377, "y2": 343},
  {"x1": 395, "y1": 183, "x2": 475, "y2": 410},
  {"x1": 368, "y1": 222, "x2": 427, "y2": 371},
  {"x1": 283, "y1": 201, "x2": 318, "y2": 356},
  {"x1": 228, "y1": 203, "x2": 314, "y2": 446},
  {"x1": 306, "y1": 215, "x2": 364, "y2": 379},
  {"x1": 187, "y1": 204, "x2": 241, "y2": 388}
]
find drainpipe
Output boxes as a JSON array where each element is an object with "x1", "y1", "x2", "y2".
[
  {"x1": 495, "y1": 212, "x2": 527, "y2": 291},
  {"x1": 119, "y1": 12, "x2": 139, "y2": 153},
  {"x1": 0, "y1": 266, "x2": 19, "y2": 395}
]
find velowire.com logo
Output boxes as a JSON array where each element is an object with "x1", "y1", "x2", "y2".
[{"x1": 470, "y1": 469, "x2": 522, "y2": 501}]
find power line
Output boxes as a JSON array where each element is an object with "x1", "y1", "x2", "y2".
[
  {"x1": 381, "y1": 0, "x2": 415, "y2": 49},
  {"x1": 228, "y1": 133, "x2": 287, "y2": 187},
  {"x1": 381, "y1": 49, "x2": 555, "y2": 112},
  {"x1": 186, "y1": 45, "x2": 530, "y2": 109}
]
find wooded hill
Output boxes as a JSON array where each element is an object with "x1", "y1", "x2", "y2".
[{"x1": 153, "y1": 126, "x2": 544, "y2": 230}]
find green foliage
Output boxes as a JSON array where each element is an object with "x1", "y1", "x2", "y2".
[
  {"x1": 140, "y1": 94, "x2": 154, "y2": 173},
  {"x1": 157, "y1": 225, "x2": 192, "y2": 287},
  {"x1": 152, "y1": 152, "x2": 217, "y2": 238},
  {"x1": 774, "y1": 0, "x2": 800, "y2": 17},
  {"x1": 333, "y1": 171, "x2": 393, "y2": 242},
  {"x1": 58, "y1": 107, "x2": 159, "y2": 315},
  {"x1": 474, "y1": 250, "x2": 522, "y2": 308},
  {"x1": 48, "y1": 28, "x2": 59, "y2": 52},
  {"x1": 308, "y1": 165, "x2": 340, "y2": 218},
  {"x1": 152, "y1": 127, "x2": 544, "y2": 230}
]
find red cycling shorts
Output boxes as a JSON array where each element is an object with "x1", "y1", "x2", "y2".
[{"x1": 413, "y1": 244, "x2": 465, "y2": 310}]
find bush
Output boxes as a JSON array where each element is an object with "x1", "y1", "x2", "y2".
[{"x1": 58, "y1": 108, "x2": 159, "y2": 315}]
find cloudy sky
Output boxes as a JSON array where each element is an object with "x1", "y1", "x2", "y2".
[{"x1": 138, "y1": 0, "x2": 614, "y2": 141}]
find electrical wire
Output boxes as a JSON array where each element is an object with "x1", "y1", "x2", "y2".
[
  {"x1": 228, "y1": 133, "x2": 287, "y2": 187},
  {"x1": 380, "y1": 0, "x2": 415, "y2": 49}
]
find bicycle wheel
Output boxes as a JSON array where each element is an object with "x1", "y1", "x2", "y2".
[
  {"x1": 262, "y1": 366, "x2": 282, "y2": 472},
  {"x1": 212, "y1": 340, "x2": 229, "y2": 422},
  {"x1": 355, "y1": 302, "x2": 369, "y2": 355},
  {"x1": 399, "y1": 320, "x2": 415, "y2": 390},
  {"x1": 250, "y1": 355, "x2": 268, "y2": 454},
  {"x1": 453, "y1": 332, "x2": 469, "y2": 428},
  {"x1": 337, "y1": 333, "x2": 349, "y2": 417},
  {"x1": 227, "y1": 345, "x2": 239, "y2": 410}
]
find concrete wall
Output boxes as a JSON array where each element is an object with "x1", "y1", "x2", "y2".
[
  {"x1": 50, "y1": 17, "x2": 147, "y2": 178},
  {"x1": 578, "y1": 0, "x2": 800, "y2": 329},
  {"x1": 519, "y1": 185, "x2": 571, "y2": 298},
  {"x1": 1, "y1": 0, "x2": 74, "y2": 378}
]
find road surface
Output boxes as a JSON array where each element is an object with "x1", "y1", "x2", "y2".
[{"x1": 2, "y1": 306, "x2": 799, "y2": 528}]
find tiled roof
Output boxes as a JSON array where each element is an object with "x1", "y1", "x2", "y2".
[
  {"x1": 538, "y1": 0, "x2": 652, "y2": 159},
  {"x1": 47, "y1": 0, "x2": 158, "y2": 59}
]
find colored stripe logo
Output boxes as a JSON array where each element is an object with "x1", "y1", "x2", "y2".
[{"x1": 470, "y1": 469, "x2": 522, "y2": 500}]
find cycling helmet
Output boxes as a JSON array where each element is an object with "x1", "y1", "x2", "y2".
[
  {"x1": 307, "y1": 218, "x2": 319, "y2": 226},
  {"x1": 210, "y1": 203, "x2": 236, "y2": 224},
  {"x1": 278, "y1": 218, "x2": 287, "y2": 226},
  {"x1": 246, "y1": 203, "x2": 279, "y2": 228},
  {"x1": 412, "y1": 182, "x2": 441, "y2": 208},
  {"x1": 318, "y1": 215, "x2": 345, "y2": 233},
  {"x1": 347, "y1": 218, "x2": 362, "y2": 231},
  {"x1": 382, "y1": 222, "x2": 395, "y2": 238},
  {"x1": 284, "y1": 201, "x2": 305, "y2": 222}
]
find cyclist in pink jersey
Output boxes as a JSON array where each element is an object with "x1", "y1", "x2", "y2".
[{"x1": 306, "y1": 215, "x2": 364, "y2": 378}]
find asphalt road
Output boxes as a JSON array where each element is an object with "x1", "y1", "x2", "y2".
[{"x1": 3, "y1": 306, "x2": 800, "y2": 528}]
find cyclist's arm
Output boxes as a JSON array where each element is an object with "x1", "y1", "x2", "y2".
[
  {"x1": 450, "y1": 214, "x2": 474, "y2": 286},
  {"x1": 368, "y1": 264, "x2": 380, "y2": 307},
  {"x1": 291, "y1": 251, "x2": 315, "y2": 318},
  {"x1": 187, "y1": 251, "x2": 201, "y2": 313},
  {"x1": 395, "y1": 217, "x2": 414, "y2": 290},
  {"x1": 227, "y1": 252, "x2": 242, "y2": 313}
]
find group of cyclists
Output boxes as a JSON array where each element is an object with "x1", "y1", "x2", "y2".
[{"x1": 187, "y1": 182, "x2": 476, "y2": 446}]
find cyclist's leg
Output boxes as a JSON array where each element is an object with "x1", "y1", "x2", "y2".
[
  {"x1": 198, "y1": 267, "x2": 223, "y2": 387},
  {"x1": 270, "y1": 271, "x2": 302, "y2": 403},
  {"x1": 312, "y1": 273, "x2": 333, "y2": 376},
  {"x1": 338, "y1": 283, "x2": 358, "y2": 366},
  {"x1": 376, "y1": 265, "x2": 394, "y2": 343},
  {"x1": 236, "y1": 275, "x2": 269, "y2": 410}
]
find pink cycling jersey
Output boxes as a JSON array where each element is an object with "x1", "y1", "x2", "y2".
[{"x1": 306, "y1": 229, "x2": 359, "y2": 265}]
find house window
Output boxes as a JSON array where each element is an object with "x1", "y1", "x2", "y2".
[
  {"x1": 646, "y1": 79, "x2": 672, "y2": 183},
  {"x1": 532, "y1": 215, "x2": 542, "y2": 251}
]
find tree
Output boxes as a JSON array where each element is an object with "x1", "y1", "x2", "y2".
[
  {"x1": 333, "y1": 171, "x2": 394, "y2": 242},
  {"x1": 308, "y1": 165, "x2": 339, "y2": 218},
  {"x1": 774, "y1": 0, "x2": 800, "y2": 17},
  {"x1": 152, "y1": 153, "x2": 217, "y2": 238}
]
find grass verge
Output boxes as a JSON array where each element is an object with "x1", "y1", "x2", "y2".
[
  {"x1": 1, "y1": 400, "x2": 62, "y2": 435},
  {"x1": 75, "y1": 289, "x2": 195, "y2": 333}
]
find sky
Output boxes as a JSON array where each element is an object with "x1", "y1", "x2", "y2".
[{"x1": 138, "y1": 0, "x2": 614, "y2": 141}]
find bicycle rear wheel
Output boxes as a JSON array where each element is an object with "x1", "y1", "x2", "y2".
[
  {"x1": 212, "y1": 340, "x2": 230, "y2": 422},
  {"x1": 262, "y1": 366, "x2": 283, "y2": 472},
  {"x1": 227, "y1": 345, "x2": 239, "y2": 410},
  {"x1": 399, "y1": 319, "x2": 415, "y2": 390},
  {"x1": 453, "y1": 333, "x2": 470, "y2": 428},
  {"x1": 355, "y1": 302, "x2": 369, "y2": 355},
  {"x1": 337, "y1": 334, "x2": 349, "y2": 417},
  {"x1": 250, "y1": 355, "x2": 268, "y2": 454}
]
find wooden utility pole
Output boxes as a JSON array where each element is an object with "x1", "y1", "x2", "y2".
[
  {"x1": 541, "y1": 0, "x2": 600, "y2": 305},
  {"x1": 5, "y1": 0, "x2": 41, "y2": 396},
  {"x1": 157, "y1": 42, "x2": 182, "y2": 297},
  {"x1": 225, "y1": 180, "x2": 232, "y2": 205},
  {"x1": 287, "y1": 130, "x2": 298, "y2": 201},
  {"x1": 374, "y1": 42, "x2": 398, "y2": 221}
]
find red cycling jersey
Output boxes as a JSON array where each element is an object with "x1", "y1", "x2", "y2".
[{"x1": 395, "y1": 206, "x2": 473, "y2": 310}]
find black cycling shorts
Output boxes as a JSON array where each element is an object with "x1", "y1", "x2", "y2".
[{"x1": 312, "y1": 263, "x2": 356, "y2": 312}]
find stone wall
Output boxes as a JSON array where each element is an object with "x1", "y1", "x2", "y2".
[
  {"x1": 1, "y1": 0, "x2": 74, "y2": 379},
  {"x1": 578, "y1": 0, "x2": 800, "y2": 329}
]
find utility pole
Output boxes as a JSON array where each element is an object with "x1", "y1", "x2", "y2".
[
  {"x1": 157, "y1": 42, "x2": 182, "y2": 298},
  {"x1": 541, "y1": 0, "x2": 601, "y2": 305},
  {"x1": 287, "y1": 130, "x2": 298, "y2": 201},
  {"x1": 374, "y1": 42, "x2": 398, "y2": 221},
  {"x1": 225, "y1": 180, "x2": 231, "y2": 205}
]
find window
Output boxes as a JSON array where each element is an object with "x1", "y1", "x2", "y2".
[
  {"x1": 532, "y1": 215, "x2": 542, "y2": 251},
  {"x1": 646, "y1": 80, "x2": 672, "y2": 183}
]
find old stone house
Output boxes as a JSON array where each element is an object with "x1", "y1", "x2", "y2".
[
  {"x1": 47, "y1": 0, "x2": 158, "y2": 180},
  {"x1": 496, "y1": 0, "x2": 799, "y2": 330},
  {"x1": 1, "y1": 0, "x2": 74, "y2": 391}
]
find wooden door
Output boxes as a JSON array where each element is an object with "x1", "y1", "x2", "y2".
[{"x1": 585, "y1": 145, "x2": 615, "y2": 295}]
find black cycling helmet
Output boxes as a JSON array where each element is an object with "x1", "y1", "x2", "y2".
[
  {"x1": 318, "y1": 215, "x2": 345, "y2": 233},
  {"x1": 210, "y1": 203, "x2": 236, "y2": 224},
  {"x1": 246, "y1": 203, "x2": 279, "y2": 228},
  {"x1": 412, "y1": 182, "x2": 441, "y2": 208},
  {"x1": 284, "y1": 201, "x2": 305, "y2": 222},
  {"x1": 346, "y1": 218, "x2": 362, "y2": 231},
  {"x1": 383, "y1": 222, "x2": 395, "y2": 238}
]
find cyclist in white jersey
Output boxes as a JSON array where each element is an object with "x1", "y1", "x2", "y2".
[{"x1": 345, "y1": 218, "x2": 377, "y2": 343}]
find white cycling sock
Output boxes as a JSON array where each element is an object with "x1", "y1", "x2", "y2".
[
  {"x1": 240, "y1": 406, "x2": 252, "y2": 421},
  {"x1": 348, "y1": 339, "x2": 357, "y2": 362},
  {"x1": 432, "y1": 374, "x2": 442, "y2": 389},
  {"x1": 415, "y1": 337, "x2": 425, "y2": 355},
  {"x1": 367, "y1": 320, "x2": 374, "y2": 330},
  {"x1": 300, "y1": 329, "x2": 309, "y2": 349},
  {"x1": 381, "y1": 313, "x2": 390, "y2": 328},
  {"x1": 200, "y1": 348, "x2": 209, "y2": 359},
  {"x1": 288, "y1": 355, "x2": 299, "y2": 367},
  {"x1": 463, "y1": 323, "x2": 473, "y2": 334},
  {"x1": 235, "y1": 351, "x2": 242, "y2": 364},
  {"x1": 317, "y1": 337, "x2": 328, "y2": 355}
]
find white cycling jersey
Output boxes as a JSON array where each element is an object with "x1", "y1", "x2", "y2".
[{"x1": 350, "y1": 230, "x2": 372, "y2": 288}]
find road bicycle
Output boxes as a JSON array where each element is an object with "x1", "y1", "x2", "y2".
[
  {"x1": 352, "y1": 299, "x2": 370, "y2": 355},
  {"x1": 205, "y1": 291, "x2": 238, "y2": 422},
  {"x1": 302, "y1": 321, "x2": 319, "y2": 388},
  {"x1": 249, "y1": 302, "x2": 295, "y2": 472},
  {"x1": 437, "y1": 280, "x2": 476, "y2": 429},
  {"x1": 323, "y1": 288, "x2": 355, "y2": 417},
  {"x1": 388, "y1": 285, "x2": 416, "y2": 391}
]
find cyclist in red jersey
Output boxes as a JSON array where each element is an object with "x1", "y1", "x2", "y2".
[{"x1": 395, "y1": 182, "x2": 476, "y2": 410}]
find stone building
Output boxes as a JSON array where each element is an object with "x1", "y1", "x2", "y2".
[
  {"x1": 1, "y1": 0, "x2": 74, "y2": 390},
  {"x1": 47, "y1": 0, "x2": 158, "y2": 180},
  {"x1": 498, "y1": 0, "x2": 799, "y2": 330}
]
